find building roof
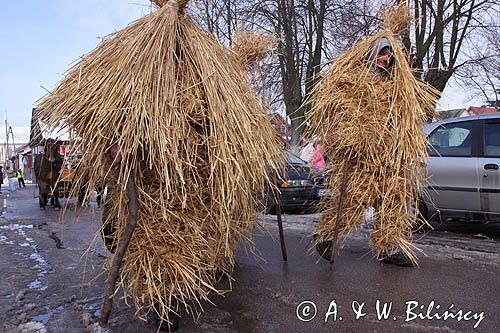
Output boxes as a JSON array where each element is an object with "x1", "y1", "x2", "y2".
[
  {"x1": 29, "y1": 108, "x2": 70, "y2": 147},
  {"x1": 467, "y1": 106, "x2": 499, "y2": 115},
  {"x1": 14, "y1": 143, "x2": 31, "y2": 155},
  {"x1": 268, "y1": 112, "x2": 289, "y2": 124},
  {"x1": 436, "y1": 108, "x2": 467, "y2": 120}
]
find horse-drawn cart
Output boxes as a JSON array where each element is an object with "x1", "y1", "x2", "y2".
[{"x1": 58, "y1": 167, "x2": 85, "y2": 203}]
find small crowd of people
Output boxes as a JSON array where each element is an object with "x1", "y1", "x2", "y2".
[
  {"x1": 0, "y1": 166, "x2": 26, "y2": 193},
  {"x1": 299, "y1": 137, "x2": 326, "y2": 169}
]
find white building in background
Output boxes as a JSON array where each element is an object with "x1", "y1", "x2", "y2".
[{"x1": 0, "y1": 126, "x2": 30, "y2": 172}]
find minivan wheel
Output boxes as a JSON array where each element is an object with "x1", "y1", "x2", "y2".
[
  {"x1": 412, "y1": 199, "x2": 430, "y2": 232},
  {"x1": 417, "y1": 199, "x2": 428, "y2": 221}
]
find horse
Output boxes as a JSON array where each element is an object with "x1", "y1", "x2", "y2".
[{"x1": 34, "y1": 139, "x2": 63, "y2": 210}]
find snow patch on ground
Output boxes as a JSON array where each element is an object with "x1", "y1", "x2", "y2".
[
  {"x1": 0, "y1": 223, "x2": 51, "y2": 291},
  {"x1": 16, "y1": 321, "x2": 47, "y2": 333},
  {"x1": 0, "y1": 232, "x2": 15, "y2": 244}
]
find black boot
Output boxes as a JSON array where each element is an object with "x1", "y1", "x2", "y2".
[
  {"x1": 379, "y1": 251, "x2": 416, "y2": 267},
  {"x1": 154, "y1": 300, "x2": 180, "y2": 332},
  {"x1": 158, "y1": 316, "x2": 179, "y2": 332},
  {"x1": 315, "y1": 240, "x2": 333, "y2": 262}
]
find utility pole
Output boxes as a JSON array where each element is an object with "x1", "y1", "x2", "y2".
[
  {"x1": 8, "y1": 126, "x2": 16, "y2": 170},
  {"x1": 5, "y1": 113, "x2": 10, "y2": 169}
]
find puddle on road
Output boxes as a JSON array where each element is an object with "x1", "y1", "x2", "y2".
[
  {"x1": 0, "y1": 232, "x2": 14, "y2": 244},
  {"x1": 82, "y1": 301, "x2": 102, "y2": 318},
  {"x1": 0, "y1": 223, "x2": 51, "y2": 291},
  {"x1": 32, "y1": 305, "x2": 65, "y2": 324},
  {"x1": 66, "y1": 263, "x2": 78, "y2": 270},
  {"x1": 28, "y1": 280, "x2": 47, "y2": 291},
  {"x1": 32, "y1": 312, "x2": 51, "y2": 325}
]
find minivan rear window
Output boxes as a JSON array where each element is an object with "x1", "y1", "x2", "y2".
[
  {"x1": 484, "y1": 122, "x2": 500, "y2": 157},
  {"x1": 428, "y1": 121, "x2": 474, "y2": 157}
]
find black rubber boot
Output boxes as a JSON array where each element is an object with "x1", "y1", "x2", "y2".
[
  {"x1": 380, "y1": 251, "x2": 416, "y2": 267},
  {"x1": 158, "y1": 316, "x2": 179, "y2": 332},
  {"x1": 154, "y1": 300, "x2": 180, "y2": 332},
  {"x1": 315, "y1": 240, "x2": 333, "y2": 262}
]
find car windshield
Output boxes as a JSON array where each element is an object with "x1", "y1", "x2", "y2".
[{"x1": 284, "y1": 151, "x2": 306, "y2": 165}]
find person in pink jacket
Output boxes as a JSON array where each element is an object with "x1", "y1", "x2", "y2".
[{"x1": 310, "y1": 143, "x2": 326, "y2": 169}]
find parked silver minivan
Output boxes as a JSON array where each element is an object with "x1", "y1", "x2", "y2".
[{"x1": 422, "y1": 113, "x2": 500, "y2": 222}]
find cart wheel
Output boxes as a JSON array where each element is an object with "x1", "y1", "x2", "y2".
[{"x1": 77, "y1": 189, "x2": 85, "y2": 205}]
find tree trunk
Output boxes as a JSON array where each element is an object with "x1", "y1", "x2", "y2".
[
  {"x1": 289, "y1": 102, "x2": 304, "y2": 145},
  {"x1": 276, "y1": 0, "x2": 304, "y2": 146},
  {"x1": 304, "y1": 0, "x2": 326, "y2": 115}
]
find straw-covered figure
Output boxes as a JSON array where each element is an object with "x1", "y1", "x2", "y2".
[
  {"x1": 308, "y1": 3, "x2": 439, "y2": 267},
  {"x1": 37, "y1": 0, "x2": 281, "y2": 330}
]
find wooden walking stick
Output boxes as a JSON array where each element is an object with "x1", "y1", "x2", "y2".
[
  {"x1": 99, "y1": 172, "x2": 138, "y2": 327},
  {"x1": 329, "y1": 157, "x2": 351, "y2": 265},
  {"x1": 271, "y1": 169, "x2": 287, "y2": 262}
]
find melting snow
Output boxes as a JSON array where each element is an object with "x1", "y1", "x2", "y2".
[{"x1": 0, "y1": 223, "x2": 51, "y2": 291}]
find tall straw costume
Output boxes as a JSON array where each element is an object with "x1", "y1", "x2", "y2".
[
  {"x1": 37, "y1": 0, "x2": 281, "y2": 325},
  {"x1": 307, "y1": 4, "x2": 438, "y2": 263}
]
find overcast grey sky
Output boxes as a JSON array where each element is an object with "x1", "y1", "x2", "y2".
[{"x1": 0, "y1": 1, "x2": 482, "y2": 129}]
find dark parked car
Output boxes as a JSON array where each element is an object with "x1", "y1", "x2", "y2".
[{"x1": 264, "y1": 150, "x2": 328, "y2": 214}]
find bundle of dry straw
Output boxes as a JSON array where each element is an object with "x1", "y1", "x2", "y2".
[
  {"x1": 307, "y1": 3, "x2": 439, "y2": 262},
  {"x1": 231, "y1": 28, "x2": 274, "y2": 69},
  {"x1": 37, "y1": 0, "x2": 281, "y2": 324}
]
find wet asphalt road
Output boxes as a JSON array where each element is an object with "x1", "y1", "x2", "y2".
[{"x1": 1, "y1": 185, "x2": 499, "y2": 333}]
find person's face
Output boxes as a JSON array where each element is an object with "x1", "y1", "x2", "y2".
[{"x1": 376, "y1": 48, "x2": 392, "y2": 70}]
